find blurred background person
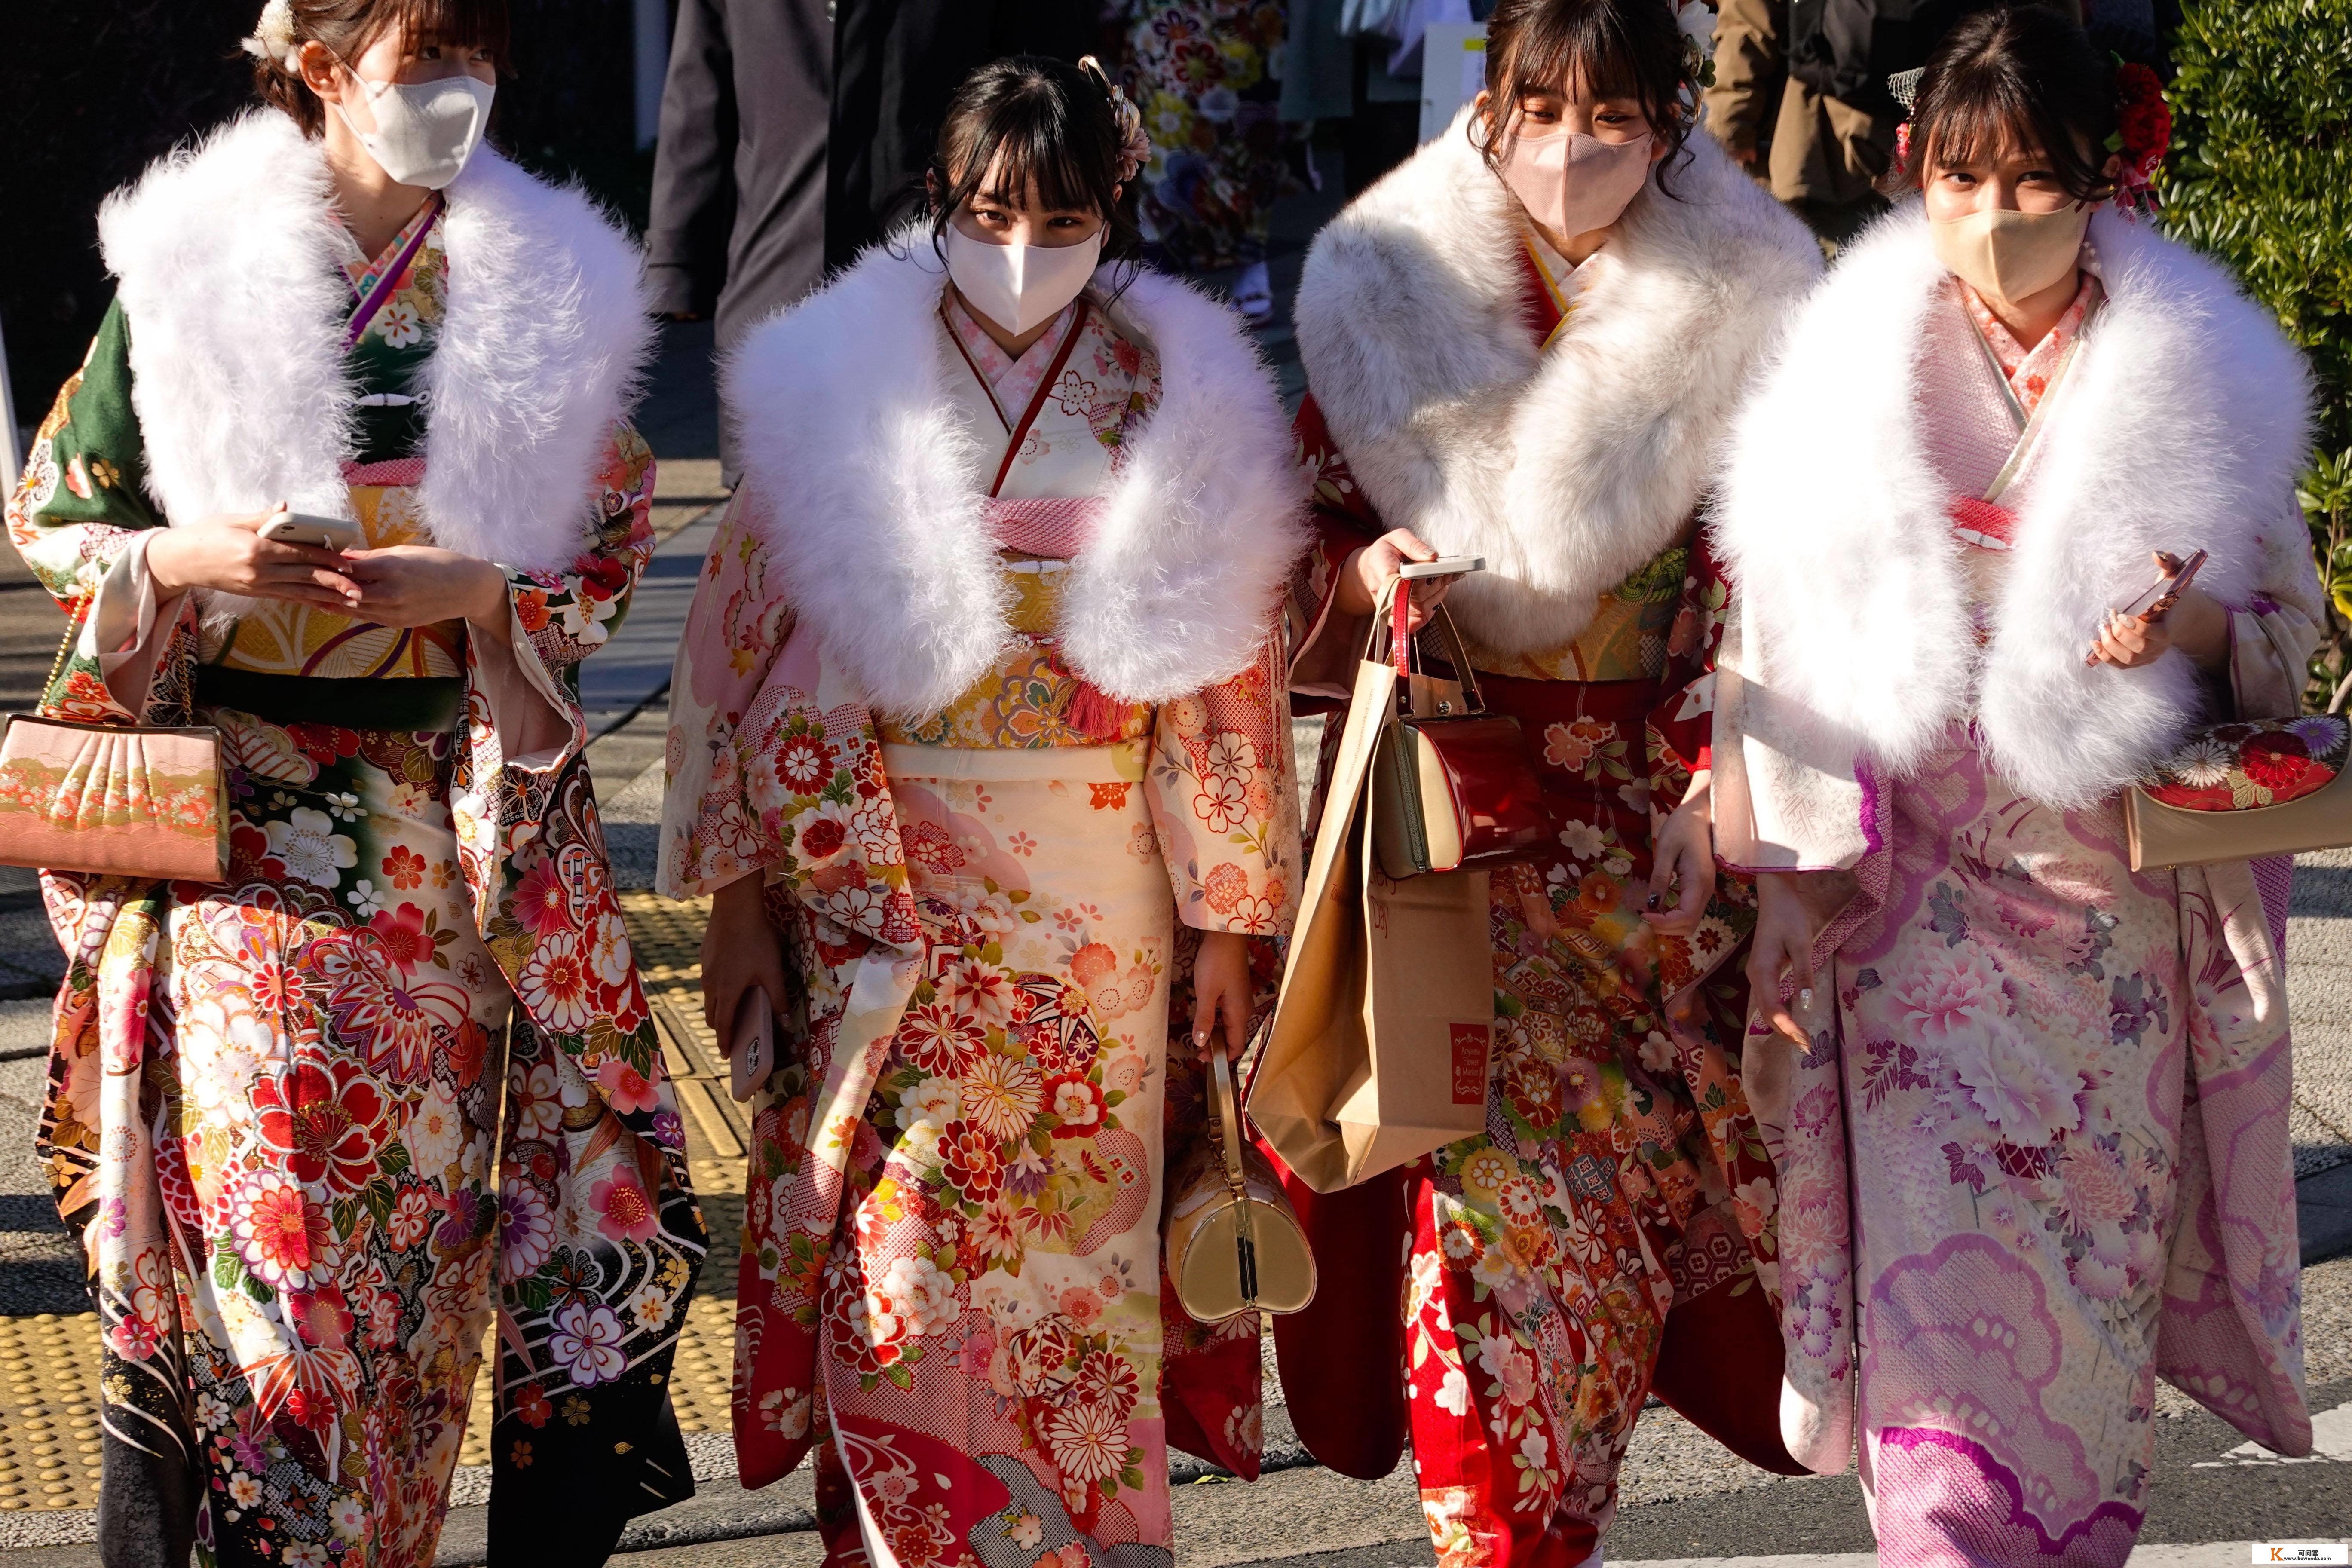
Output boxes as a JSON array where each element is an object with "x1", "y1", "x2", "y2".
[
  {"x1": 1116, "y1": 0, "x2": 1301, "y2": 319},
  {"x1": 1702, "y1": 0, "x2": 2157, "y2": 248},
  {"x1": 646, "y1": 0, "x2": 1096, "y2": 477}
]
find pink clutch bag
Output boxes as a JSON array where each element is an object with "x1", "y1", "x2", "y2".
[{"x1": 0, "y1": 713, "x2": 227, "y2": 882}]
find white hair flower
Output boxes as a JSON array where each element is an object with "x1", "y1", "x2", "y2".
[{"x1": 241, "y1": 0, "x2": 300, "y2": 69}]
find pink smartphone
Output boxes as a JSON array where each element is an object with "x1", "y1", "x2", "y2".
[
  {"x1": 729, "y1": 989, "x2": 775, "y2": 1102},
  {"x1": 2087, "y1": 550, "x2": 2208, "y2": 665}
]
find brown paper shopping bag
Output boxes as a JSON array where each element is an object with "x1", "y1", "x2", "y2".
[{"x1": 1249, "y1": 620, "x2": 1495, "y2": 1193}]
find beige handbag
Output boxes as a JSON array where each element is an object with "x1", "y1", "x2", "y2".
[
  {"x1": 2123, "y1": 716, "x2": 2352, "y2": 870},
  {"x1": 0, "y1": 615, "x2": 227, "y2": 883},
  {"x1": 1166, "y1": 1035, "x2": 1316, "y2": 1324}
]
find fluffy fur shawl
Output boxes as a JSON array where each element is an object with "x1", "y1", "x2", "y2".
[
  {"x1": 1292, "y1": 111, "x2": 1822, "y2": 654},
  {"x1": 1714, "y1": 202, "x2": 2316, "y2": 808},
  {"x1": 723, "y1": 239, "x2": 1307, "y2": 717},
  {"x1": 97, "y1": 110, "x2": 652, "y2": 575}
]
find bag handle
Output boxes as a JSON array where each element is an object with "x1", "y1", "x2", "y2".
[
  {"x1": 1204, "y1": 1025, "x2": 1265, "y2": 1306},
  {"x1": 29, "y1": 595, "x2": 91, "y2": 714},
  {"x1": 1365, "y1": 577, "x2": 1489, "y2": 719}
]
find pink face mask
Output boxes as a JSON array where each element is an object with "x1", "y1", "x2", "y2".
[{"x1": 1498, "y1": 128, "x2": 1654, "y2": 240}]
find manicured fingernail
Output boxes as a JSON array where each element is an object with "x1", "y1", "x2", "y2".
[
  {"x1": 1798, "y1": 988, "x2": 1813, "y2": 1007},
  {"x1": 1645, "y1": 892, "x2": 1660, "y2": 909}
]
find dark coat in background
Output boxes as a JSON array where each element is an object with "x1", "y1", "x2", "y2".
[{"x1": 645, "y1": 0, "x2": 1099, "y2": 376}]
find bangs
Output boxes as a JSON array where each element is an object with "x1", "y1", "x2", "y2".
[
  {"x1": 359, "y1": 0, "x2": 514, "y2": 67},
  {"x1": 962, "y1": 111, "x2": 1102, "y2": 215},
  {"x1": 1914, "y1": 79, "x2": 2048, "y2": 170},
  {"x1": 1496, "y1": 16, "x2": 1642, "y2": 107}
]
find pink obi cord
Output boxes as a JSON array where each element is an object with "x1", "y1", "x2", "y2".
[{"x1": 981, "y1": 495, "x2": 1128, "y2": 742}]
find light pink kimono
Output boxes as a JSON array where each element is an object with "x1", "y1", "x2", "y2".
[{"x1": 1715, "y1": 251, "x2": 2315, "y2": 1568}]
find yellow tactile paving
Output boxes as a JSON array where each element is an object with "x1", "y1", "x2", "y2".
[
  {"x1": 0, "y1": 1313, "x2": 105, "y2": 1511},
  {"x1": 0, "y1": 893, "x2": 749, "y2": 1509}
]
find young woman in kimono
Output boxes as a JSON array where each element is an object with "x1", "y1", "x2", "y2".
[
  {"x1": 659, "y1": 55, "x2": 1305, "y2": 1568},
  {"x1": 1717, "y1": 8, "x2": 2316, "y2": 1562},
  {"x1": 1272, "y1": 2, "x2": 1823, "y2": 1564},
  {"x1": 4, "y1": 2, "x2": 705, "y2": 1562}
]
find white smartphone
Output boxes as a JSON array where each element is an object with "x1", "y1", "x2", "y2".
[
  {"x1": 729, "y1": 988, "x2": 775, "y2": 1102},
  {"x1": 1398, "y1": 554, "x2": 1485, "y2": 580},
  {"x1": 260, "y1": 511, "x2": 363, "y2": 552}
]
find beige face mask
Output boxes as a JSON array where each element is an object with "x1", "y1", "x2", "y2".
[{"x1": 1929, "y1": 203, "x2": 2094, "y2": 310}]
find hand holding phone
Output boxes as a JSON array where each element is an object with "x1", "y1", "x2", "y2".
[
  {"x1": 729, "y1": 988, "x2": 776, "y2": 1102},
  {"x1": 1397, "y1": 554, "x2": 1486, "y2": 581},
  {"x1": 259, "y1": 511, "x2": 364, "y2": 553},
  {"x1": 2086, "y1": 550, "x2": 2207, "y2": 666}
]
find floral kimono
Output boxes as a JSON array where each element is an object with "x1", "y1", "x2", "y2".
[
  {"x1": 660, "y1": 241, "x2": 1305, "y2": 1568},
  {"x1": 1271, "y1": 115, "x2": 1825, "y2": 1568},
  {"x1": 1116, "y1": 0, "x2": 1298, "y2": 273},
  {"x1": 5, "y1": 111, "x2": 703, "y2": 1568},
  {"x1": 1714, "y1": 205, "x2": 2317, "y2": 1566}
]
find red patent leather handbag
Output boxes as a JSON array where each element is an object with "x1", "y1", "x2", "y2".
[{"x1": 1367, "y1": 589, "x2": 1549, "y2": 879}]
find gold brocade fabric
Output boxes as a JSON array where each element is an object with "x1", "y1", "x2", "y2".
[
  {"x1": 1459, "y1": 542, "x2": 1689, "y2": 683},
  {"x1": 876, "y1": 561, "x2": 1154, "y2": 748},
  {"x1": 208, "y1": 483, "x2": 466, "y2": 678}
]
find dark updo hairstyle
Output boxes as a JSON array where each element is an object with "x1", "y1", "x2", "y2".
[
  {"x1": 252, "y1": 0, "x2": 512, "y2": 138},
  {"x1": 1897, "y1": 3, "x2": 2118, "y2": 203},
  {"x1": 1473, "y1": 0, "x2": 1698, "y2": 197},
  {"x1": 925, "y1": 56, "x2": 1143, "y2": 277}
]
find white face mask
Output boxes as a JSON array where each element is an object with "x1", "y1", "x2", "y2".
[
  {"x1": 1498, "y1": 128, "x2": 1654, "y2": 242},
  {"x1": 944, "y1": 223, "x2": 1104, "y2": 337},
  {"x1": 336, "y1": 69, "x2": 495, "y2": 190}
]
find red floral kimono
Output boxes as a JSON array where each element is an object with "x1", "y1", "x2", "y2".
[{"x1": 1271, "y1": 244, "x2": 1798, "y2": 1568}]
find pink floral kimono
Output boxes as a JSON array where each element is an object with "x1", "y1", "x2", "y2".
[
  {"x1": 661, "y1": 243, "x2": 1305, "y2": 1568},
  {"x1": 1715, "y1": 207, "x2": 2318, "y2": 1566},
  {"x1": 8, "y1": 113, "x2": 704, "y2": 1567}
]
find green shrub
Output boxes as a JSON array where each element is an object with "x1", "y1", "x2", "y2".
[{"x1": 2159, "y1": 0, "x2": 2352, "y2": 702}]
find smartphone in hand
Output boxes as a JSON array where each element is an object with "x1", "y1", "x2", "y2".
[
  {"x1": 259, "y1": 511, "x2": 364, "y2": 552},
  {"x1": 2086, "y1": 549, "x2": 2208, "y2": 666},
  {"x1": 729, "y1": 988, "x2": 775, "y2": 1102}
]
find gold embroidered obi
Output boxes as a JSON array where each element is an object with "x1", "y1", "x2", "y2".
[
  {"x1": 878, "y1": 562, "x2": 1154, "y2": 749},
  {"x1": 1460, "y1": 540, "x2": 1690, "y2": 683},
  {"x1": 205, "y1": 476, "x2": 467, "y2": 680}
]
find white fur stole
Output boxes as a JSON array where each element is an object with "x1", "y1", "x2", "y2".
[
  {"x1": 721, "y1": 239, "x2": 1308, "y2": 718},
  {"x1": 97, "y1": 110, "x2": 652, "y2": 576}
]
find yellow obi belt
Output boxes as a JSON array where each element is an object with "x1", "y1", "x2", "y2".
[{"x1": 877, "y1": 561, "x2": 1155, "y2": 750}]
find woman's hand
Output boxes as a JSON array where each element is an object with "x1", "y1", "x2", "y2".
[
  {"x1": 1744, "y1": 871, "x2": 1818, "y2": 1046},
  {"x1": 1335, "y1": 528, "x2": 1457, "y2": 634},
  {"x1": 700, "y1": 872, "x2": 793, "y2": 1051},
  {"x1": 1643, "y1": 770, "x2": 1716, "y2": 937},
  {"x1": 142, "y1": 506, "x2": 354, "y2": 609},
  {"x1": 1189, "y1": 930, "x2": 1256, "y2": 1060},
  {"x1": 2089, "y1": 556, "x2": 2228, "y2": 671},
  {"x1": 334, "y1": 547, "x2": 511, "y2": 634}
]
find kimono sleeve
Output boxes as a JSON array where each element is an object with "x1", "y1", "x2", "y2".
[
  {"x1": 470, "y1": 420, "x2": 658, "y2": 769},
  {"x1": 1648, "y1": 529, "x2": 1737, "y2": 787},
  {"x1": 4, "y1": 299, "x2": 189, "y2": 723},
  {"x1": 2222, "y1": 492, "x2": 2326, "y2": 722},
  {"x1": 1145, "y1": 637, "x2": 1303, "y2": 937},
  {"x1": 1286, "y1": 392, "x2": 1387, "y2": 704}
]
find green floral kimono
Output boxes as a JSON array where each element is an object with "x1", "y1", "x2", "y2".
[{"x1": 6, "y1": 172, "x2": 703, "y2": 1567}]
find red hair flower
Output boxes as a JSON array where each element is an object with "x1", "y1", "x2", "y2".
[{"x1": 2108, "y1": 61, "x2": 2171, "y2": 214}]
